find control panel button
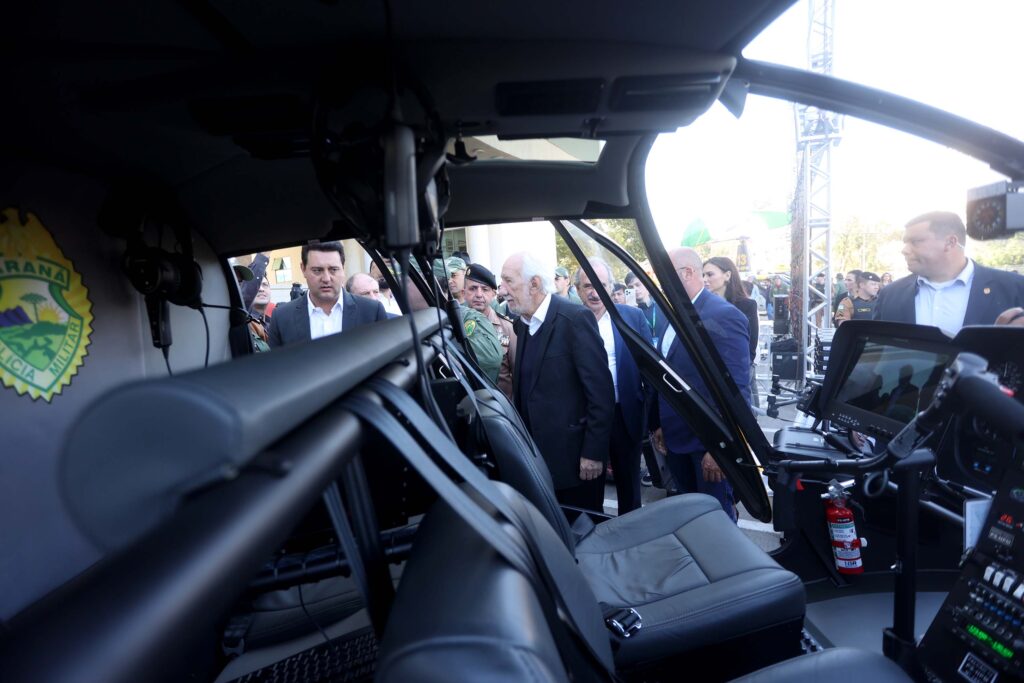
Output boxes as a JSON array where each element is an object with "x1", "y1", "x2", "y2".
[
  {"x1": 1004, "y1": 576, "x2": 1017, "y2": 593},
  {"x1": 1014, "y1": 584, "x2": 1024, "y2": 600},
  {"x1": 986, "y1": 566, "x2": 997, "y2": 582}
]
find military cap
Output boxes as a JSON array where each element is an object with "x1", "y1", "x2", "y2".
[
  {"x1": 465, "y1": 263, "x2": 497, "y2": 290},
  {"x1": 859, "y1": 271, "x2": 881, "y2": 283},
  {"x1": 554, "y1": 266, "x2": 570, "y2": 278},
  {"x1": 432, "y1": 256, "x2": 467, "y2": 281}
]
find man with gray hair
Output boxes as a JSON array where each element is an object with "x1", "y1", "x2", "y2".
[
  {"x1": 652, "y1": 247, "x2": 751, "y2": 522},
  {"x1": 345, "y1": 272, "x2": 381, "y2": 301},
  {"x1": 501, "y1": 252, "x2": 614, "y2": 512}
]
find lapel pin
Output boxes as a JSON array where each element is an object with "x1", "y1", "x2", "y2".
[{"x1": 983, "y1": 287, "x2": 991, "y2": 295}]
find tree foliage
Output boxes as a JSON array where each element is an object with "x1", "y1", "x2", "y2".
[
  {"x1": 832, "y1": 216, "x2": 904, "y2": 274},
  {"x1": 555, "y1": 218, "x2": 650, "y2": 283},
  {"x1": 970, "y1": 233, "x2": 1024, "y2": 269}
]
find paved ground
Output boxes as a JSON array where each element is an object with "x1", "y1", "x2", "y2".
[{"x1": 601, "y1": 345, "x2": 807, "y2": 553}]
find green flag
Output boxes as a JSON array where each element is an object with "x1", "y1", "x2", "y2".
[
  {"x1": 681, "y1": 218, "x2": 711, "y2": 247},
  {"x1": 753, "y1": 210, "x2": 791, "y2": 229}
]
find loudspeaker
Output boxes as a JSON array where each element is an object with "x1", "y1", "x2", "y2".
[
  {"x1": 773, "y1": 294, "x2": 790, "y2": 335},
  {"x1": 772, "y1": 352, "x2": 801, "y2": 380}
]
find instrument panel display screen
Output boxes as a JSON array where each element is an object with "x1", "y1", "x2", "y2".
[
  {"x1": 967, "y1": 623, "x2": 1015, "y2": 659},
  {"x1": 833, "y1": 338, "x2": 954, "y2": 426}
]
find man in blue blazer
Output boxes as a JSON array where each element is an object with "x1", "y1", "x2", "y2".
[
  {"x1": 268, "y1": 242, "x2": 387, "y2": 348},
  {"x1": 874, "y1": 211, "x2": 1024, "y2": 334},
  {"x1": 576, "y1": 259, "x2": 653, "y2": 515},
  {"x1": 653, "y1": 248, "x2": 751, "y2": 522}
]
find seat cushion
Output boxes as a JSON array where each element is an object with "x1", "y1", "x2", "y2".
[
  {"x1": 728, "y1": 647, "x2": 910, "y2": 683},
  {"x1": 576, "y1": 494, "x2": 805, "y2": 669}
]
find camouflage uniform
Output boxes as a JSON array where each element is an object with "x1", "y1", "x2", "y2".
[
  {"x1": 484, "y1": 305, "x2": 517, "y2": 398},
  {"x1": 457, "y1": 304, "x2": 502, "y2": 384}
]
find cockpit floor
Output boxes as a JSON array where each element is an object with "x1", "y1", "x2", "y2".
[{"x1": 804, "y1": 592, "x2": 946, "y2": 653}]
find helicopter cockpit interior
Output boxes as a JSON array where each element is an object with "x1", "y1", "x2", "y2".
[{"x1": 3, "y1": 1, "x2": 1024, "y2": 682}]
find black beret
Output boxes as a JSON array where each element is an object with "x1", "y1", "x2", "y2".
[
  {"x1": 859, "y1": 271, "x2": 881, "y2": 283},
  {"x1": 465, "y1": 263, "x2": 497, "y2": 290}
]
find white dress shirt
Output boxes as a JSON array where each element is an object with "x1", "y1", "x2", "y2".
[
  {"x1": 524, "y1": 293, "x2": 553, "y2": 336},
  {"x1": 307, "y1": 293, "x2": 344, "y2": 340},
  {"x1": 915, "y1": 259, "x2": 974, "y2": 335},
  {"x1": 597, "y1": 311, "x2": 619, "y2": 402},
  {"x1": 659, "y1": 287, "x2": 704, "y2": 356}
]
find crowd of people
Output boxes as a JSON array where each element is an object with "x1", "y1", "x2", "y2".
[{"x1": 231, "y1": 209, "x2": 1024, "y2": 522}]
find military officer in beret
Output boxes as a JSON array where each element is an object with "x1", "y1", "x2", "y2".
[
  {"x1": 434, "y1": 256, "x2": 503, "y2": 384},
  {"x1": 465, "y1": 263, "x2": 517, "y2": 398},
  {"x1": 851, "y1": 271, "x2": 881, "y2": 320}
]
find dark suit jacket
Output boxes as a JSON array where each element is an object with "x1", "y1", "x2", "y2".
[
  {"x1": 874, "y1": 262, "x2": 1024, "y2": 328},
  {"x1": 734, "y1": 297, "x2": 759, "y2": 361},
  {"x1": 611, "y1": 304, "x2": 653, "y2": 444},
  {"x1": 267, "y1": 292, "x2": 388, "y2": 347},
  {"x1": 657, "y1": 290, "x2": 751, "y2": 454},
  {"x1": 513, "y1": 295, "x2": 615, "y2": 490}
]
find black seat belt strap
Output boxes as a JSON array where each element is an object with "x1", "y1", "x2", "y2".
[
  {"x1": 343, "y1": 394, "x2": 614, "y2": 683},
  {"x1": 362, "y1": 379, "x2": 619, "y2": 682},
  {"x1": 429, "y1": 336, "x2": 536, "y2": 452},
  {"x1": 344, "y1": 401, "x2": 598, "y2": 679},
  {"x1": 321, "y1": 483, "x2": 370, "y2": 608}
]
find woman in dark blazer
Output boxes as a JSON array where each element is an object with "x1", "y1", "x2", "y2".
[{"x1": 703, "y1": 256, "x2": 760, "y2": 404}]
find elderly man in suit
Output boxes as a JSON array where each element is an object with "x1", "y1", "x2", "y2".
[
  {"x1": 652, "y1": 247, "x2": 751, "y2": 522},
  {"x1": 501, "y1": 252, "x2": 614, "y2": 512},
  {"x1": 874, "y1": 211, "x2": 1024, "y2": 334},
  {"x1": 268, "y1": 241, "x2": 387, "y2": 347},
  {"x1": 576, "y1": 258, "x2": 652, "y2": 515}
]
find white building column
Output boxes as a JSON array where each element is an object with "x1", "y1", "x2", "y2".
[
  {"x1": 483, "y1": 221, "x2": 558, "y2": 274},
  {"x1": 465, "y1": 224, "x2": 492, "y2": 267}
]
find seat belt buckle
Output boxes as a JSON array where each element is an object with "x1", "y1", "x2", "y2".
[{"x1": 604, "y1": 607, "x2": 642, "y2": 638}]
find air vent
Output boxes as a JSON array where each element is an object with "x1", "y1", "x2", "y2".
[
  {"x1": 609, "y1": 74, "x2": 723, "y2": 112},
  {"x1": 496, "y1": 79, "x2": 604, "y2": 116}
]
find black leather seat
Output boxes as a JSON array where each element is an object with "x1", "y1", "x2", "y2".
[
  {"x1": 463, "y1": 390, "x2": 806, "y2": 675},
  {"x1": 378, "y1": 481, "x2": 910, "y2": 683},
  {"x1": 377, "y1": 482, "x2": 616, "y2": 683}
]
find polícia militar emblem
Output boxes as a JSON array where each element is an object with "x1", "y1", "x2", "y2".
[{"x1": 0, "y1": 208, "x2": 93, "y2": 401}]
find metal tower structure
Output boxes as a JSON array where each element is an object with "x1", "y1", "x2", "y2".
[{"x1": 792, "y1": 0, "x2": 842, "y2": 379}]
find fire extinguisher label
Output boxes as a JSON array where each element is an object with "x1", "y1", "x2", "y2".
[
  {"x1": 834, "y1": 547, "x2": 860, "y2": 561},
  {"x1": 829, "y1": 521, "x2": 857, "y2": 542},
  {"x1": 835, "y1": 558, "x2": 862, "y2": 569}
]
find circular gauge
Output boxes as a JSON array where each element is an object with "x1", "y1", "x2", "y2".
[{"x1": 968, "y1": 197, "x2": 1005, "y2": 238}]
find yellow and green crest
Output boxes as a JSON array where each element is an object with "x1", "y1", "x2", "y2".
[{"x1": 0, "y1": 208, "x2": 93, "y2": 401}]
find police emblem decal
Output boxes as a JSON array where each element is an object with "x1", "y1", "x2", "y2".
[{"x1": 0, "y1": 208, "x2": 93, "y2": 401}]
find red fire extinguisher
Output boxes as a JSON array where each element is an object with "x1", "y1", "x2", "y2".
[{"x1": 825, "y1": 480, "x2": 864, "y2": 575}]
